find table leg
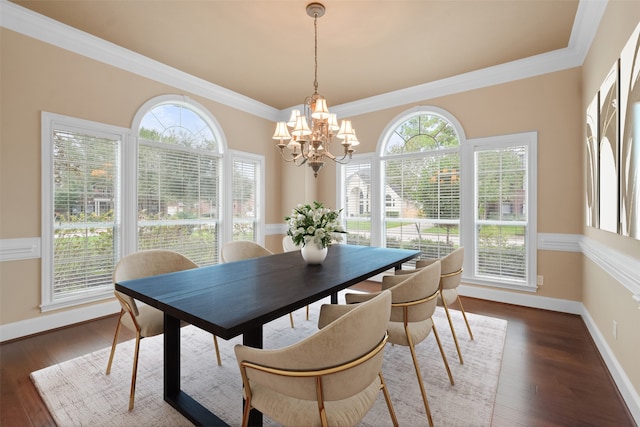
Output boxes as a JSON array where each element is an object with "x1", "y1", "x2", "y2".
[
  {"x1": 243, "y1": 327, "x2": 263, "y2": 426},
  {"x1": 164, "y1": 314, "x2": 228, "y2": 426},
  {"x1": 164, "y1": 314, "x2": 180, "y2": 397}
]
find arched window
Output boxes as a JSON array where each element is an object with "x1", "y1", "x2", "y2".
[
  {"x1": 380, "y1": 108, "x2": 462, "y2": 259},
  {"x1": 133, "y1": 95, "x2": 226, "y2": 266}
]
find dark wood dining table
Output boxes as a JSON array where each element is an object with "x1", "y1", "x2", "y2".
[{"x1": 115, "y1": 244, "x2": 420, "y2": 426}]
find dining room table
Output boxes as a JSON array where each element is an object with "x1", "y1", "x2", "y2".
[{"x1": 115, "y1": 243, "x2": 421, "y2": 426}]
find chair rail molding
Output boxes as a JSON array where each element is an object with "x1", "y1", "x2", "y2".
[{"x1": 0, "y1": 237, "x2": 40, "y2": 262}]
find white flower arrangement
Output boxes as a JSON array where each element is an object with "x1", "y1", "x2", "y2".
[{"x1": 285, "y1": 201, "x2": 346, "y2": 248}]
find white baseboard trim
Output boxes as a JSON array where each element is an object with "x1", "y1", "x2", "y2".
[
  {"x1": 458, "y1": 283, "x2": 583, "y2": 314},
  {"x1": 0, "y1": 299, "x2": 120, "y2": 342},
  {"x1": 458, "y1": 284, "x2": 640, "y2": 425},
  {"x1": 580, "y1": 306, "x2": 640, "y2": 423}
]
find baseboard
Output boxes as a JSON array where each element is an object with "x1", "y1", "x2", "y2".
[
  {"x1": 458, "y1": 284, "x2": 640, "y2": 425},
  {"x1": 580, "y1": 306, "x2": 640, "y2": 424},
  {"x1": 0, "y1": 299, "x2": 120, "y2": 342}
]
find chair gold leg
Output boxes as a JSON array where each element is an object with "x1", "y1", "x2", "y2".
[
  {"x1": 213, "y1": 335, "x2": 221, "y2": 366},
  {"x1": 432, "y1": 323, "x2": 454, "y2": 385},
  {"x1": 306, "y1": 304, "x2": 309, "y2": 321},
  {"x1": 241, "y1": 397, "x2": 252, "y2": 427},
  {"x1": 289, "y1": 312, "x2": 295, "y2": 328},
  {"x1": 406, "y1": 327, "x2": 434, "y2": 427},
  {"x1": 128, "y1": 332, "x2": 142, "y2": 411},
  {"x1": 456, "y1": 296, "x2": 474, "y2": 340},
  {"x1": 106, "y1": 310, "x2": 125, "y2": 375},
  {"x1": 379, "y1": 372, "x2": 399, "y2": 427},
  {"x1": 443, "y1": 297, "x2": 464, "y2": 364}
]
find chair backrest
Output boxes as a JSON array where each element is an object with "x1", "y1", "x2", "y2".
[
  {"x1": 220, "y1": 240, "x2": 273, "y2": 263},
  {"x1": 282, "y1": 235, "x2": 299, "y2": 252},
  {"x1": 381, "y1": 260, "x2": 441, "y2": 323},
  {"x1": 113, "y1": 249, "x2": 198, "y2": 316},
  {"x1": 439, "y1": 247, "x2": 464, "y2": 291},
  {"x1": 236, "y1": 290, "x2": 392, "y2": 402}
]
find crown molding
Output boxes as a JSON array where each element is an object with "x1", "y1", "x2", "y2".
[
  {"x1": 0, "y1": 0, "x2": 279, "y2": 121},
  {"x1": 1, "y1": 0, "x2": 607, "y2": 120}
]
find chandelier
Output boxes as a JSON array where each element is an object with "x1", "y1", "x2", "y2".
[{"x1": 272, "y1": 2, "x2": 359, "y2": 178}]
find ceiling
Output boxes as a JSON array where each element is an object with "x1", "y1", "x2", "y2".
[{"x1": 10, "y1": 0, "x2": 580, "y2": 111}]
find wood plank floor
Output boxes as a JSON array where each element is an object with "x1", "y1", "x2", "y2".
[{"x1": 1, "y1": 283, "x2": 635, "y2": 427}]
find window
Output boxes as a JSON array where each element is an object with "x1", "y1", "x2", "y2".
[
  {"x1": 228, "y1": 151, "x2": 264, "y2": 243},
  {"x1": 467, "y1": 133, "x2": 537, "y2": 288},
  {"x1": 136, "y1": 100, "x2": 222, "y2": 266},
  {"x1": 41, "y1": 113, "x2": 127, "y2": 311},
  {"x1": 337, "y1": 107, "x2": 537, "y2": 289},
  {"x1": 339, "y1": 155, "x2": 374, "y2": 246},
  {"x1": 41, "y1": 96, "x2": 265, "y2": 311},
  {"x1": 381, "y1": 110, "x2": 461, "y2": 259}
]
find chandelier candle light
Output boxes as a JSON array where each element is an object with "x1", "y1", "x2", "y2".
[{"x1": 272, "y1": 2, "x2": 359, "y2": 178}]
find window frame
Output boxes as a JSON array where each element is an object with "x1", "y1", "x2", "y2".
[
  {"x1": 462, "y1": 131, "x2": 538, "y2": 290},
  {"x1": 41, "y1": 95, "x2": 267, "y2": 312},
  {"x1": 337, "y1": 107, "x2": 538, "y2": 291},
  {"x1": 41, "y1": 112, "x2": 130, "y2": 312}
]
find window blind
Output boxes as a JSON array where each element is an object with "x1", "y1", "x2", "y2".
[
  {"x1": 52, "y1": 129, "x2": 118, "y2": 298},
  {"x1": 475, "y1": 145, "x2": 528, "y2": 281},
  {"x1": 138, "y1": 142, "x2": 220, "y2": 266},
  {"x1": 343, "y1": 160, "x2": 373, "y2": 246},
  {"x1": 231, "y1": 158, "x2": 259, "y2": 241}
]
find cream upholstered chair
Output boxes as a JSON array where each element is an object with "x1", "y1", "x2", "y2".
[
  {"x1": 234, "y1": 290, "x2": 398, "y2": 427},
  {"x1": 282, "y1": 235, "x2": 299, "y2": 252},
  {"x1": 105, "y1": 249, "x2": 221, "y2": 411},
  {"x1": 220, "y1": 240, "x2": 273, "y2": 263},
  {"x1": 221, "y1": 240, "x2": 295, "y2": 328},
  {"x1": 406, "y1": 247, "x2": 472, "y2": 364},
  {"x1": 345, "y1": 261, "x2": 452, "y2": 427}
]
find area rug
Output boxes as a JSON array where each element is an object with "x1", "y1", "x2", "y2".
[{"x1": 31, "y1": 292, "x2": 507, "y2": 426}]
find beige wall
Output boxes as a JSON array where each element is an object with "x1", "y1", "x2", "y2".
[
  {"x1": 581, "y1": 0, "x2": 640, "y2": 395},
  {"x1": 0, "y1": 29, "x2": 276, "y2": 323},
  {"x1": 317, "y1": 68, "x2": 585, "y2": 302}
]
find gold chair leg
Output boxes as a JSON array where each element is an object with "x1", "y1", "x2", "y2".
[
  {"x1": 106, "y1": 310, "x2": 125, "y2": 375},
  {"x1": 213, "y1": 335, "x2": 221, "y2": 366},
  {"x1": 241, "y1": 396, "x2": 252, "y2": 427},
  {"x1": 289, "y1": 312, "x2": 295, "y2": 328},
  {"x1": 432, "y1": 323, "x2": 454, "y2": 385},
  {"x1": 443, "y1": 297, "x2": 464, "y2": 364},
  {"x1": 128, "y1": 332, "x2": 142, "y2": 411},
  {"x1": 306, "y1": 304, "x2": 309, "y2": 321},
  {"x1": 456, "y1": 295, "x2": 474, "y2": 340},
  {"x1": 406, "y1": 327, "x2": 434, "y2": 427},
  {"x1": 379, "y1": 372, "x2": 399, "y2": 427}
]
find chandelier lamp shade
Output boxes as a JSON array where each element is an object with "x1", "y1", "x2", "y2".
[{"x1": 272, "y1": 2, "x2": 359, "y2": 178}]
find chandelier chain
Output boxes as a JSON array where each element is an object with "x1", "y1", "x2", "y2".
[{"x1": 313, "y1": 12, "x2": 319, "y2": 94}]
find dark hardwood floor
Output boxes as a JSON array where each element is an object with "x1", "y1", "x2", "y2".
[{"x1": 1, "y1": 282, "x2": 635, "y2": 427}]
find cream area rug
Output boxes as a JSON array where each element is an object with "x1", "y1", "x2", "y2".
[{"x1": 31, "y1": 292, "x2": 507, "y2": 426}]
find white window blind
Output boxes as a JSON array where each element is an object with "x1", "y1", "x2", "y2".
[
  {"x1": 231, "y1": 157, "x2": 259, "y2": 241},
  {"x1": 343, "y1": 160, "x2": 373, "y2": 246},
  {"x1": 138, "y1": 142, "x2": 220, "y2": 266},
  {"x1": 51, "y1": 128, "x2": 119, "y2": 300},
  {"x1": 475, "y1": 145, "x2": 528, "y2": 282}
]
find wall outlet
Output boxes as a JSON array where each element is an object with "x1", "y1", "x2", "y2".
[
  {"x1": 537, "y1": 275, "x2": 544, "y2": 286},
  {"x1": 613, "y1": 320, "x2": 618, "y2": 340}
]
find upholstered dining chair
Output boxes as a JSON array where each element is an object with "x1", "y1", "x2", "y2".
[
  {"x1": 234, "y1": 290, "x2": 398, "y2": 427},
  {"x1": 105, "y1": 249, "x2": 222, "y2": 411},
  {"x1": 406, "y1": 247, "x2": 472, "y2": 364},
  {"x1": 221, "y1": 240, "x2": 295, "y2": 328},
  {"x1": 344, "y1": 261, "x2": 451, "y2": 427}
]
